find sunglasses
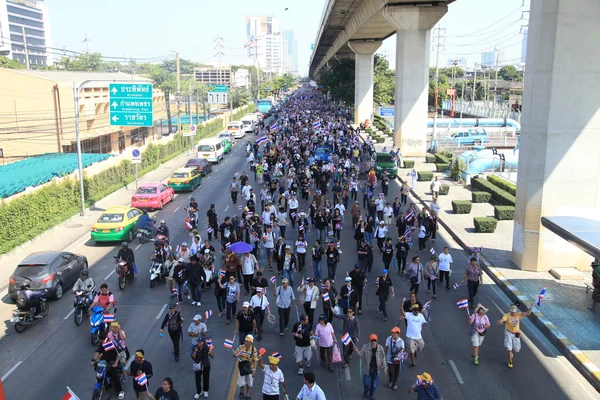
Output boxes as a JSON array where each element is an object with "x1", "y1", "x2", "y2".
[{"x1": 370, "y1": 339, "x2": 377, "y2": 342}]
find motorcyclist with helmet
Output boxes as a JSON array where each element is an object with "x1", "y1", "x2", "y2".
[
  {"x1": 90, "y1": 330, "x2": 125, "y2": 399},
  {"x1": 16, "y1": 283, "x2": 45, "y2": 318},
  {"x1": 116, "y1": 242, "x2": 135, "y2": 277},
  {"x1": 137, "y1": 210, "x2": 155, "y2": 237},
  {"x1": 151, "y1": 240, "x2": 167, "y2": 264},
  {"x1": 72, "y1": 269, "x2": 96, "y2": 303},
  {"x1": 156, "y1": 220, "x2": 170, "y2": 240}
]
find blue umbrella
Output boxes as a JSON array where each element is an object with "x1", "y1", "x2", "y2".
[{"x1": 228, "y1": 241, "x2": 253, "y2": 253}]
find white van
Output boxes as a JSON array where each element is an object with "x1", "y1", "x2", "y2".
[
  {"x1": 227, "y1": 121, "x2": 245, "y2": 139},
  {"x1": 241, "y1": 114, "x2": 259, "y2": 133},
  {"x1": 196, "y1": 138, "x2": 224, "y2": 163}
]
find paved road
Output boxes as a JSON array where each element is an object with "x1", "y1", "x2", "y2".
[{"x1": 0, "y1": 136, "x2": 598, "y2": 400}]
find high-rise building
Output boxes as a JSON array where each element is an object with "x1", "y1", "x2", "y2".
[
  {"x1": 481, "y1": 51, "x2": 495, "y2": 67},
  {"x1": 283, "y1": 29, "x2": 298, "y2": 74},
  {"x1": 521, "y1": 28, "x2": 528, "y2": 63},
  {"x1": 246, "y1": 15, "x2": 283, "y2": 75},
  {"x1": 0, "y1": 0, "x2": 52, "y2": 66}
]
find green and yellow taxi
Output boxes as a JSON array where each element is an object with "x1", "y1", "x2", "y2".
[
  {"x1": 221, "y1": 138, "x2": 232, "y2": 154},
  {"x1": 167, "y1": 167, "x2": 202, "y2": 192},
  {"x1": 90, "y1": 206, "x2": 142, "y2": 243}
]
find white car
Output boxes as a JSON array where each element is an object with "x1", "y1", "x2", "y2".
[{"x1": 227, "y1": 121, "x2": 245, "y2": 139}]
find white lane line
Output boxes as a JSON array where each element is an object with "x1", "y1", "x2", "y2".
[
  {"x1": 448, "y1": 360, "x2": 464, "y2": 384},
  {"x1": 64, "y1": 308, "x2": 76, "y2": 320},
  {"x1": 207, "y1": 176, "x2": 211, "y2": 180},
  {"x1": 104, "y1": 270, "x2": 116, "y2": 281},
  {"x1": 224, "y1": 206, "x2": 229, "y2": 212},
  {"x1": 156, "y1": 303, "x2": 168, "y2": 320},
  {"x1": 2, "y1": 361, "x2": 22, "y2": 381},
  {"x1": 344, "y1": 365, "x2": 351, "y2": 380},
  {"x1": 188, "y1": 194, "x2": 192, "y2": 199},
  {"x1": 174, "y1": 206, "x2": 180, "y2": 213},
  {"x1": 134, "y1": 243, "x2": 142, "y2": 251},
  {"x1": 215, "y1": 168, "x2": 219, "y2": 172},
  {"x1": 124, "y1": 354, "x2": 135, "y2": 371}
]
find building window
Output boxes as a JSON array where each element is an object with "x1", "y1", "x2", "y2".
[{"x1": 7, "y1": 15, "x2": 44, "y2": 29}]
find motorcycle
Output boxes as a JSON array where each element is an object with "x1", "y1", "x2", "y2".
[
  {"x1": 91, "y1": 360, "x2": 123, "y2": 400},
  {"x1": 137, "y1": 216, "x2": 157, "y2": 244},
  {"x1": 149, "y1": 260, "x2": 165, "y2": 288},
  {"x1": 73, "y1": 290, "x2": 93, "y2": 326},
  {"x1": 90, "y1": 305, "x2": 114, "y2": 346},
  {"x1": 11, "y1": 292, "x2": 49, "y2": 333},
  {"x1": 114, "y1": 257, "x2": 129, "y2": 291}
]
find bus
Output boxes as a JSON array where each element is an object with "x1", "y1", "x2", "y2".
[{"x1": 257, "y1": 98, "x2": 273, "y2": 113}]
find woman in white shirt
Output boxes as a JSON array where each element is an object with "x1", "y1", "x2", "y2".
[
  {"x1": 241, "y1": 252, "x2": 258, "y2": 296},
  {"x1": 295, "y1": 234, "x2": 308, "y2": 273}
]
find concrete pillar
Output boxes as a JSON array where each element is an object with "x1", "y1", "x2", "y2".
[
  {"x1": 383, "y1": 5, "x2": 447, "y2": 157},
  {"x1": 348, "y1": 40, "x2": 382, "y2": 125},
  {"x1": 512, "y1": 0, "x2": 600, "y2": 271}
]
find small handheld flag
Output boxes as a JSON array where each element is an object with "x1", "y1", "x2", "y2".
[
  {"x1": 224, "y1": 338, "x2": 234, "y2": 349},
  {"x1": 62, "y1": 388, "x2": 81, "y2": 400},
  {"x1": 453, "y1": 282, "x2": 460, "y2": 290},
  {"x1": 238, "y1": 205, "x2": 243, "y2": 210},
  {"x1": 456, "y1": 299, "x2": 469, "y2": 309},
  {"x1": 271, "y1": 351, "x2": 283, "y2": 360},
  {"x1": 422, "y1": 301, "x2": 431, "y2": 311},
  {"x1": 103, "y1": 313, "x2": 115, "y2": 322},
  {"x1": 256, "y1": 136, "x2": 268, "y2": 146},
  {"x1": 102, "y1": 339, "x2": 115, "y2": 352},
  {"x1": 259, "y1": 347, "x2": 267, "y2": 356},
  {"x1": 323, "y1": 292, "x2": 330, "y2": 302},
  {"x1": 321, "y1": 284, "x2": 327, "y2": 290},
  {"x1": 270, "y1": 276, "x2": 276, "y2": 284},
  {"x1": 341, "y1": 333, "x2": 352, "y2": 345},
  {"x1": 219, "y1": 270, "x2": 226, "y2": 278},
  {"x1": 135, "y1": 372, "x2": 148, "y2": 386},
  {"x1": 205, "y1": 310, "x2": 213, "y2": 320},
  {"x1": 185, "y1": 221, "x2": 193, "y2": 230},
  {"x1": 171, "y1": 287, "x2": 178, "y2": 296},
  {"x1": 175, "y1": 245, "x2": 181, "y2": 253},
  {"x1": 270, "y1": 122, "x2": 279, "y2": 131},
  {"x1": 429, "y1": 248, "x2": 436, "y2": 255},
  {"x1": 206, "y1": 338, "x2": 213, "y2": 347},
  {"x1": 375, "y1": 277, "x2": 380, "y2": 285},
  {"x1": 207, "y1": 227, "x2": 214, "y2": 233},
  {"x1": 535, "y1": 285, "x2": 547, "y2": 307},
  {"x1": 313, "y1": 120, "x2": 321, "y2": 129},
  {"x1": 328, "y1": 230, "x2": 334, "y2": 236}
]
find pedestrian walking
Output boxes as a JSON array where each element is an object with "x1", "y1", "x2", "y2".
[
  {"x1": 281, "y1": 245, "x2": 298, "y2": 287},
  {"x1": 322, "y1": 278, "x2": 338, "y2": 323},
  {"x1": 381, "y1": 238, "x2": 394, "y2": 270},
  {"x1": 375, "y1": 269, "x2": 394, "y2": 322},
  {"x1": 147, "y1": 377, "x2": 180, "y2": 400},
  {"x1": 349, "y1": 263, "x2": 366, "y2": 314},
  {"x1": 405, "y1": 304, "x2": 428, "y2": 368},
  {"x1": 274, "y1": 278, "x2": 295, "y2": 335},
  {"x1": 314, "y1": 314, "x2": 337, "y2": 372},
  {"x1": 191, "y1": 337, "x2": 214, "y2": 399},
  {"x1": 437, "y1": 247, "x2": 453, "y2": 290},
  {"x1": 339, "y1": 276, "x2": 358, "y2": 315},
  {"x1": 159, "y1": 303, "x2": 184, "y2": 361},
  {"x1": 497, "y1": 304, "x2": 532, "y2": 368},
  {"x1": 395, "y1": 237, "x2": 410, "y2": 276},
  {"x1": 384, "y1": 327, "x2": 405, "y2": 390},
  {"x1": 250, "y1": 288, "x2": 270, "y2": 341},
  {"x1": 425, "y1": 255, "x2": 439, "y2": 298},
  {"x1": 355, "y1": 333, "x2": 387, "y2": 400},
  {"x1": 400, "y1": 293, "x2": 423, "y2": 328},
  {"x1": 206, "y1": 204, "x2": 219, "y2": 242},
  {"x1": 235, "y1": 302, "x2": 258, "y2": 346},
  {"x1": 292, "y1": 315, "x2": 313, "y2": 375},
  {"x1": 325, "y1": 241, "x2": 340, "y2": 283},
  {"x1": 588, "y1": 260, "x2": 600, "y2": 311},
  {"x1": 408, "y1": 372, "x2": 443, "y2": 399},
  {"x1": 258, "y1": 354, "x2": 289, "y2": 400},
  {"x1": 230, "y1": 176, "x2": 240, "y2": 204},
  {"x1": 126, "y1": 350, "x2": 153, "y2": 400},
  {"x1": 298, "y1": 277, "x2": 320, "y2": 328},
  {"x1": 187, "y1": 256, "x2": 205, "y2": 307},
  {"x1": 469, "y1": 303, "x2": 491, "y2": 365},
  {"x1": 234, "y1": 335, "x2": 259, "y2": 400},
  {"x1": 295, "y1": 371, "x2": 326, "y2": 400},
  {"x1": 219, "y1": 275, "x2": 241, "y2": 324},
  {"x1": 241, "y1": 251, "x2": 259, "y2": 295},
  {"x1": 406, "y1": 256, "x2": 423, "y2": 294},
  {"x1": 459, "y1": 257, "x2": 483, "y2": 308},
  {"x1": 311, "y1": 240, "x2": 325, "y2": 282},
  {"x1": 333, "y1": 307, "x2": 360, "y2": 368},
  {"x1": 215, "y1": 275, "x2": 227, "y2": 316},
  {"x1": 417, "y1": 224, "x2": 427, "y2": 252}
]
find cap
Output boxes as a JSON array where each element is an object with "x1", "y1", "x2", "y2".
[
  {"x1": 391, "y1": 327, "x2": 401, "y2": 334},
  {"x1": 285, "y1": 245, "x2": 291, "y2": 250},
  {"x1": 411, "y1": 303, "x2": 420, "y2": 309},
  {"x1": 193, "y1": 314, "x2": 202, "y2": 321},
  {"x1": 135, "y1": 351, "x2": 144, "y2": 359},
  {"x1": 329, "y1": 242, "x2": 335, "y2": 246},
  {"x1": 245, "y1": 334, "x2": 254, "y2": 343},
  {"x1": 318, "y1": 314, "x2": 326, "y2": 321},
  {"x1": 379, "y1": 221, "x2": 385, "y2": 224},
  {"x1": 195, "y1": 337, "x2": 206, "y2": 344},
  {"x1": 268, "y1": 356, "x2": 281, "y2": 365},
  {"x1": 382, "y1": 269, "x2": 389, "y2": 274},
  {"x1": 178, "y1": 257, "x2": 184, "y2": 263},
  {"x1": 417, "y1": 372, "x2": 432, "y2": 382},
  {"x1": 306, "y1": 277, "x2": 314, "y2": 283},
  {"x1": 182, "y1": 242, "x2": 188, "y2": 246},
  {"x1": 354, "y1": 263, "x2": 361, "y2": 269},
  {"x1": 369, "y1": 333, "x2": 378, "y2": 341},
  {"x1": 243, "y1": 301, "x2": 251, "y2": 307},
  {"x1": 345, "y1": 277, "x2": 352, "y2": 282},
  {"x1": 282, "y1": 278, "x2": 289, "y2": 284},
  {"x1": 168, "y1": 303, "x2": 176, "y2": 308}
]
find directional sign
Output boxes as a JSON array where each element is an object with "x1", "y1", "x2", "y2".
[
  {"x1": 207, "y1": 84, "x2": 228, "y2": 93},
  {"x1": 207, "y1": 92, "x2": 229, "y2": 105},
  {"x1": 131, "y1": 148, "x2": 141, "y2": 164},
  {"x1": 109, "y1": 83, "x2": 153, "y2": 127},
  {"x1": 379, "y1": 107, "x2": 395, "y2": 117}
]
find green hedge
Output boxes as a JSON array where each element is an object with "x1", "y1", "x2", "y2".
[
  {"x1": 0, "y1": 104, "x2": 253, "y2": 256},
  {"x1": 487, "y1": 175, "x2": 517, "y2": 196},
  {"x1": 440, "y1": 184, "x2": 450, "y2": 195},
  {"x1": 474, "y1": 217, "x2": 498, "y2": 233},
  {"x1": 435, "y1": 153, "x2": 451, "y2": 164},
  {"x1": 471, "y1": 178, "x2": 516, "y2": 206},
  {"x1": 425, "y1": 154, "x2": 436, "y2": 163},
  {"x1": 376, "y1": 137, "x2": 385, "y2": 143},
  {"x1": 403, "y1": 160, "x2": 415, "y2": 168},
  {"x1": 472, "y1": 191, "x2": 492, "y2": 203},
  {"x1": 232, "y1": 103, "x2": 256, "y2": 121},
  {"x1": 418, "y1": 171, "x2": 434, "y2": 181},
  {"x1": 494, "y1": 205, "x2": 515, "y2": 220},
  {"x1": 452, "y1": 200, "x2": 472, "y2": 214},
  {"x1": 436, "y1": 163, "x2": 450, "y2": 172}
]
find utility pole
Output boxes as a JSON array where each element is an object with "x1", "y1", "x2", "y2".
[
  {"x1": 460, "y1": 76, "x2": 466, "y2": 127},
  {"x1": 21, "y1": 26, "x2": 30, "y2": 70},
  {"x1": 214, "y1": 35, "x2": 224, "y2": 84},
  {"x1": 493, "y1": 50, "x2": 500, "y2": 106},
  {"x1": 472, "y1": 63, "x2": 478, "y2": 102},
  {"x1": 229, "y1": 65, "x2": 234, "y2": 111},
  {"x1": 432, "y1": 27, "x2": 445, "y2": 151},
  {"x1": 83, "y1": 33, "x2": 89, "y2": 53},
  {"x1": 175, "y1": 51, "x2": 181, "y2": 134}
]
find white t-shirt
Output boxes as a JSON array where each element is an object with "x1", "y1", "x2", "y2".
[
  {"x1": 263, "y1": 232, "x2": 275, "y2": 249},
  {"x1": 406, "y1": 313, "x2": 426, "y2": 339},
  {"x1": 262, "y1": 366, "x2": 284, "y2": 395},
  {"x1": 187, "y1": 321, "x2": 207, "y2": 344},
  {"x1": 296, "y1": 240, "x2": 307, "y2": 254},
  {"x1": 334, "y1": 203, "x2": 346, "y2": 216},
  {"x1": 242, "y1": 255, "x2": 255, "y2": 275},
  {"x1": 250, "y1": 294, "x2": 270, "y2": 310},
  {"x1": 438, "y1": 253, "x2": 453, "y2": 272},
  {"x1": 385, "y1": 336, "x2": 405, "y2": 364},
  {"x1": 304, "y1": 286, "x2": 316, "y2": 303}
]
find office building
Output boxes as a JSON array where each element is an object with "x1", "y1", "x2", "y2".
[
  {"x1": 481, "y1": 51, "x2": 495, "y2": 67},
  {"x1": 245, "y1": 15, "x2": 283, "y2": 75},
  {"x1": 521, "y1": 28, "x2": 528, "y2": 63},
  {"x1": 0, "y1": 0, "x2": 52, "y2": 66},
  {"x1": 193, "y1": 67, "x2": 231, "y2": 85},
  {"x1": 283, "y1": 29, "x2": 298, "y2": 74}
]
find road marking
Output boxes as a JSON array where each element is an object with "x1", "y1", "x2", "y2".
[
  {"x1": 155, "y1": 303, "x2": 168, "y2": 320},
  {"x1": 188, "y1": 195, "x2": 192, "y2": 199},
  {"x1": 104, "y1": 270, "x2": 116, "y2": 281},
  {"x1": 124, "y1": 354, "x2": 135, "y2": 371},
  {"x1": 215, "y1": 168, "x2": 219, "y2": 172},
  {"x1": 448, "y1": 360, "x2": 464, "y2": 384},
  {"x1": 224, "y1": 206, "x2": 229, "y2": 212},
  {"x1": 174, "y1": 206, "x2": 180, "y2": 213},
  {"x1": 2, "y1": 361, "x2": 22, "y2": 381},
  {"x1": 207, "y1": 176, "x2": 211, "y2": 180},
  {"x1": 64, "y1": 308, "x2": 76, "y2": 320},
  {"x1": 134, "y1": 243, "x2": 142, "y2": 251},
  {"x1": 344, "y1": 365, "x2": 351, "y2": 380}
]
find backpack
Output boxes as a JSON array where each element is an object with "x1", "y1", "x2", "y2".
[
  {"x1": 168, "y1": 311, "x2": 181, "y2": 332},
  {"x1": 17, "y1": 291, "x2": 31, "y2": 310}
]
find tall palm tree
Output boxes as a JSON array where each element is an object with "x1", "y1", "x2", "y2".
[{"x1": 149, "y1": 67, "x2": 177, "y2": 134}]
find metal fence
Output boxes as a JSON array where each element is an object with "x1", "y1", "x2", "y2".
[{"x1": 441, "y1": 99, "x2": 522, "y2": 122}]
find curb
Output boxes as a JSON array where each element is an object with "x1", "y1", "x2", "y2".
[{"x1": 397, "y1": 171, "x2": 600, "y2": 392}]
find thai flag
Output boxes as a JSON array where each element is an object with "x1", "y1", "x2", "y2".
[
  {"x1": 224, "y1": 338, "x2": 234, "y2": 348},
  {"x1": 175, "y1": 245, "x2": 181, "y2": 253},
  {"x1": 321, "y1": 284, "x2": 327, "y2": 290},
  {"x1": 270, "y1": 122, "x2": 279, "y2": 131},
  {"x1": 299, "y1": 225, "x2": 305, "y2": 232},
  {"x1": 535, "y1": 285, "x2": 547, "y2": 307},
  {"x1": 456, "y1": 299, "x2": 469, "y2": 309},
  {"x1": 207, "y1": 227, "x2": 213, "y2": 233},
  {"x1": 102, "y1": 339, "x2": 115, "y2": 352},
  {"x1": 205, "y1": 310, "x2": 213, "y2": 320},
  {"x1": 135, "y1": 372, "x2": 148, "y2": 386},
  {"x1": 328, "y1": 230, "x2": 334, "y2": 236},
  {"x1": 178, "y1": 269, "x2": 184, "y2": 278},
  {"x1": 375, "y1": 277, "x2": 380, "y2": 285},
  {"x1": 291, "y1": 212, "x2": 297, "y2": 218},
  {"x1": 256, "y1": 136, "x2": 268, "y2": 146},
  {"x1": 378, "y1": 192, "x2": 384, "y2": 197},
  {"x1": 171, "y1": 287, "x2": 178, "y2": 296},
  {"x1": 422, "y1": 301, "x2": 431, "y2": 311},
  {"x1": 430, "y1": 248, "x2": 436, "y2": 255},
  {"x1": 206, "y1": 338, "x2": 213, "y2": 347},
  {"x1": 103, "y1": 314, "x2": 115, "y2": 322},
  {"x1": 403, "y1": 227, "x2": 412, "y2": 242},
  {"x1": 341, "y1": 333, "x2": 352, "y2": 345},
  {"x1": 244, "y1": 34, "x2": 255, "y2": 48},
  {"x1": 225, "y1": 242, "x2": 231, "y2": 249},
  {"x1": 373, "y1": 182, "x2": 378, "y2": 187},
  {"x1": 453, "y1": 282, "x2": 460, "y2": 289},
  {"x1": 238, "y1": 205, "x2": 243, "y2": 210},
  {"x1": 185, "y1": 221, "x2": 193, "y2": 230},
  {"x1": 219, "y1": 270, "x2": 226, "y2": 278},
  {"x1": 62, "y1": 388, "x2": 81, "y2": 400},
  {"x1": 336, "y1": 241, "x2": 341, "y2": 249},
  {"x1": 248, "y1": 212, "x2": 254, "y2": 216},
  {"x1": 323, "y1": 292, "x2": 330, "y2": 302},
  {"x1": 272, "y1": 352, "x2": 283, "y2": 360},
  {"x1": 313, "y1": 120, "x2": 321, "y2": 129},
  {"x1": 270, "y1": 276, "x2": 276, "y2": 284},
  {"x1": 405, "y1": 211, "x2": 415, "y2": 221},
  {"x1": 413, "y1": 378, "x2": 423, "y2": 388}
]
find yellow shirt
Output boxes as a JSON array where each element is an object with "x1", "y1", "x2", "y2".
[{"x1": 502, "y1": 312, "x2": 524, "y2": 333}]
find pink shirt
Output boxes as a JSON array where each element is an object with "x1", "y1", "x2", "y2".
[
  {"x1": 470, "y1": 313, "x2": 490, "y2": 334},
  {"x1": 314, "y1": 322, "x2": 335, "y2": 348}
]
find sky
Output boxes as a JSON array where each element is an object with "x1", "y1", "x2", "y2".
[{"x1": 46, "y1": 0, "x2": 530, "y2": 76}]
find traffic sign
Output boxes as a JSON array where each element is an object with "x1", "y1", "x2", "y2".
[
  {"x1": 207, "y1": 92, "x2": 229, "y2": 105},
  {"x1": 379, "y1": 107, "x2": 395, "y2": 117},
  {"x1": 207, "y1": 84, "x2": 228, "y2": 93},
  {"x1": 182, "y1": 124, "x2": 197, "y2": 137},
  {"x1": 109, "y1": 83, "x2": 153, "y2": 127},
  {"x1": 131, "y1": 148, "x2": 141, "y2": 164}
]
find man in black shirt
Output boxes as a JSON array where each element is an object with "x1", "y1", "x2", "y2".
[
  {"x1": 219, "y1": 217, "x2": 237, "y2": 251},
  {"x1": 234, "y1": 302, "x2": 257, "y2": 345},
  {"x1": 376, "y1": 269, "x2": 394, "y2": 322},
  {"x1": 206, "y1": 204, "x2": 219, "y2": 241},
  {"x1": 395, "y1": 237, "x2": 410, "y2": 275},
  {"x1": 291, "y1": 314, "x2": 312, "y2": 375},
  {"x1": 349, "y1": 263, "x2": 366, "y2": 314},
  {"x1": 250, "y1": 270, "x2": 269, "y2": 296},
  {"x1": 357, "y1": 239, "x2": 369, "y2": 270},
  {"x1": 127, "y1": 349, "x2": 153, "y2": 398},
  {"x1": 91, "y1": 331, "x2": 124, "y2": 399},
  {"x1": 381, "y1": 238, "x2": 394, "y2": 270}
]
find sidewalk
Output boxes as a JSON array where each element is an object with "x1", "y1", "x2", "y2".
[{"x1": 397, "y1": 154, "x2": 600, "y2": 390}]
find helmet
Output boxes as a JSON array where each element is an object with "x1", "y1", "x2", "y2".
[
  {"x1": 142, "y1": 210, "x2": 148, "y2": 215},
  {"x1": 80, "y1": 268, "x2": 89, "y2": 276},
  {"x1": 160, "y1": 220, "x2": 166, "y2": 225},
  {"x1": 20, "y1": 283, "x2": 30, "y2": 290},
  {"x1": 121, "y1": 242, "x2": 129, "y2": 248}
]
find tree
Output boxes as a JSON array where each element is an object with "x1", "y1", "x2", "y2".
[
  {"x1": 57, "y1": 52, "x2": 104, "y2": 72},
  {"x1": 373, "y1": 54, "x2": 395, "y2": 106},
  {"x1": 149, "y1": 66, "x2": 177, "y2": 134},
  {"x1": 0, "y1": 56, "x2": 24, "y2": 69},
  {"x1": 499, "y1": 65, "x2": 518, "y2": 81},
  {"x1": 230, "y1": 88, "x2": 252, "y2": 109},
  {"x1": 317, "y1": 58, "x2": 355, "y2": 105}
]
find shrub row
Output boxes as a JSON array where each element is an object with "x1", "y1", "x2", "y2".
[
  {"x1": 436, "y1": 163, "x2": 450, "y2": 172},
  {"x1": 425, "y1": 154, "x2": 436, "y2": 163},
  {"x1": 440, "y1": 184, "x2": 450, "y2": 195},
  {"x1": 471, "y1": 191, "x2": 492, "y2": 203},
  {"x1": 487, "y1": 175, "x2": 517, "y2": 196},
  {"x1": 403, "y1": 160, "x2": 415, "y2": 169},
  {"x1": 471, "y1": 177, "x2": 516, "y2": 206},
  {"x1": 435, "y1": 152, "x2": 451, "y2": 164},
  {"x1": 474, "y1": 217, "x2": 498, "y2": 233},
  {"x1": 452, "y1": 200, "x2": 472, "y2": 214},
  {"x1": 417, "y1": 171, "x2": 434, "y2": 181},
  {"x1": 494, "y1": 205, "x2": 515, "y2": 220}
]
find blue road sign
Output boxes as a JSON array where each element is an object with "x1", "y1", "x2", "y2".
[
  {"x1": 379, "y1": 107, "x2": 395, "y2": 117},
  {"x1": 207, "y1": 84, "x2": 228, "y2": 93},
  {"x1": 132, "y1": 149, "x2": 141, "y2": 158},
  {"x1": 109, "y1": 83, "x2": 153, "y2": 127}
]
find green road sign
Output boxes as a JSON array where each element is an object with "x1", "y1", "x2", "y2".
[
  {"x1": 207, "y1": 84, "x2": 228, "y2": 93},
  {"x1": 109, "y1": 83, "x2": 153, "y2": 127}
]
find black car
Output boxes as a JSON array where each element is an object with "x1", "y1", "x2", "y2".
[
  {"x1": 8, "y1": 251, "x2": 88, "y2": 301},
  {"x1": 185, "y1": 158, "x2": 213, "y2": 176}
]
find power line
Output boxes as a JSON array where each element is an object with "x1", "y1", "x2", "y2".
[{"x1": 447, "y1": 5, "x2": 523, "y2": 38}]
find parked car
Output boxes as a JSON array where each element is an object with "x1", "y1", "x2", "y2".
[
  {"x1": 449, "y1": 128, "x2": 489, "y2": 145},
  {"x1": 218, "y1": 131, "x2": 235, "y2": 145},
  {"x1": 8, "y1": 251, "x2": 89, "y2": 301},
  {"x1": 314, "y1": 145, "x2": 332, "y2": 162},
  {"x1": 91, "y1": 206, "x2": 142, "y2": 243},
  {"x1": 167, "y1": 167, "x2": 202, "y2": 192},
  {"x1": 131, "y1": 182, "x2": 174, "y2": 210},
  {"x1": 221, "y1": 138, "x2": 232, "y2": 154},
  {"x1": 373, "y1": 152, "x2": 398, "y2": 178},
  {"x1": 185, "y1": 158, "x2": 213, "y2": 176}
]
